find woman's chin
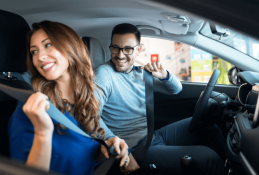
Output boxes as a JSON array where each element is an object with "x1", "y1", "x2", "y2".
[{"x1": 43, "y1": 75, "x2": 58, "y2": 81}]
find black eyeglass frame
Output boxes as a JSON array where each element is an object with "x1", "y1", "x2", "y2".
[{"x1": 109, "y1": 45, "x2": 139, "y2": 55}]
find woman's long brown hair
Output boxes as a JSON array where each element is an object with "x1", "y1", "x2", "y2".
[{"x1": 26, "y1": 21, "x2": 105, "y2": 139}]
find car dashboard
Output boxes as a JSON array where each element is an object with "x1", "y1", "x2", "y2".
[{"x1": 226, "y1": 71, "x2": 259, "y2": 175}]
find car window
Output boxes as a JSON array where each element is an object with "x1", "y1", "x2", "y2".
[
  {"x1": 200, "y1": 22, "x2": 259, "y2": 61},
  {"x1": 135, "y1": 37, "x2": 234, "y2": 85}
]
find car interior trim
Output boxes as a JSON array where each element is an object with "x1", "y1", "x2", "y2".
[
  {"x1": 238, "y1": 83, "x2": 248, "y2": 106},
  {"x1": 240, "y1": 152, "x2": 257, "y2": 175},
  {"x1": 239, "y1": 72, "x2": 259, "y2": 86},
  {"x1": 136, "y1": 25, "x2": 161, "y2": 35},
  {"x1": 252, "y1": 89, "x2": 259, "y2": 128}
]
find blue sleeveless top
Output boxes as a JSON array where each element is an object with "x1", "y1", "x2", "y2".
[{"x1": 8, "y1": 101, "x2": 100, "y2": 175}]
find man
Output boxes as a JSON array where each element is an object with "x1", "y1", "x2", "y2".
[{"x1": 94, "y1": 23, "x2": 225, "y2": 175}]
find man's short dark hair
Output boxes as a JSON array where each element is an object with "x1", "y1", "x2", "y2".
[{"x1": 111, "y1": 23, "x2": 141, "y2": 44}]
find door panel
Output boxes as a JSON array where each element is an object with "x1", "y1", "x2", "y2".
[{"x1": 154, "y1": 82, "x2": 239, "y2": 130}]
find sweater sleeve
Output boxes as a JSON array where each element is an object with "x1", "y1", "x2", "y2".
[
  {"x1": 94, "y1": 67, "x2": 112, "y2": 116},
  {"x1": 153, "y1": 71, "x2": 183, "y2": 95},
  {"x1": 99, "y1": 117, "x2": 115, "y2": 140},
  {"x1": 93, "y1": 67, "x2": 115, "y2": 140}
]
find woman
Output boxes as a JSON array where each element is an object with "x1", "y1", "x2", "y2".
[{"x1": 8, "y1": 21, "x2": 129, "y2": 175}]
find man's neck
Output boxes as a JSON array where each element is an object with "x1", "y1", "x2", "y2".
[{"x1": 125, "y1": 65, "x2": 134, "y2": 73}]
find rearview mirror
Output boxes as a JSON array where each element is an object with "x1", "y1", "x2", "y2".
[{"x1": 210, "y1": 22, "x2": 230, "y2": 40}]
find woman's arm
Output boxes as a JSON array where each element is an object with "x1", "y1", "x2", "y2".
[
  {"x1": 22, "y1": 92, "x2": 54, "y2": 171},
  {"x1": 26, "y1": 133, "x2": 52, "y2": 171}
]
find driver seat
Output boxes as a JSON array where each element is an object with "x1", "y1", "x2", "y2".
[{"x1": 0, "y1": 9, "x2": 32, "y2": 157}]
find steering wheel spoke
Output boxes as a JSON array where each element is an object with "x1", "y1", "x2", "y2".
[{"x1": 188, "y1": 69, "x2": 220, "y2": 133}]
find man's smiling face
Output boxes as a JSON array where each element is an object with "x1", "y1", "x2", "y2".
[{"x1": 110, "y1": 33, "x2": 141, "y2": 73}]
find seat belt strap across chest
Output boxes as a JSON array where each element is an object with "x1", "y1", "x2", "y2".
[
  {"x1": 132, "y1": 69, "x2": 154, "y2": 165},
  {"x1": 0, "y1": 69, "x2": 154, "y2": 174},
  {"x1": 0, "y1": 84, "x2": 109, "y2": 147},
  {"x1": 0, "y1": 83, "x2": 116, "y2": 175},
  {"x1": 92, "y1": 69, "x2": 154, "y2": 174}
]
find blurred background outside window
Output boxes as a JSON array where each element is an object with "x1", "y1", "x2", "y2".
[{"x1": 135, "y1": 37, "x2": 234, "y2": 85}]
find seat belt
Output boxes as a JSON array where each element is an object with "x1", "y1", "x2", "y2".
[
  {"x1": 0, "y1": 69, "x2": 154, "y2": 174},
  {"x1": 0, "y1": 83, "x2": 116, "y2": 175},
  {"x1": 93, "y1": 70, "x2": 154, "y2": 174},
  {"x1": 132, "y1": 69, "x2": 154, "y2": 165}
]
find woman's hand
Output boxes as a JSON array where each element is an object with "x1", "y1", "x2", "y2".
[
  {"x1": 23, "y1": 92, "x2": 53, "y2": 171},
  {"x1": 100, "y1": 136, "x2": 130, "y2": 167},
  {"x1": 22, "y1": 92, "x2": 53, "y2": 137}
]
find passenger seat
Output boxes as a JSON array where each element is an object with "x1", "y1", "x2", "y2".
[
  {"x1": 82, "y1": 36, "x2": 106, "y2": 69},
  {"x1": 0, "y1": 10, "x2": 32, "y2": 157}
]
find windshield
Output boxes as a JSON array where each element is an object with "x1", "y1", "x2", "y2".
[{"x1": 200, "y1": 22, "x2": 259, "y2": 61}]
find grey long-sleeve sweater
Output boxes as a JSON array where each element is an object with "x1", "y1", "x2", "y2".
[{"x1": 94, "y1": 61, "x2": 182, "y2": 149}]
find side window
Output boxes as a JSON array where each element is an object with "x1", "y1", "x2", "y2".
[{"x1": 135, "y1": 37, "x2": 234, "y2": 85}]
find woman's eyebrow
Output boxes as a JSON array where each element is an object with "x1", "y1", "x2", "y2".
[
  {"x1": 41, "y1": 38, "x2": 49, "y2": 43},
  {"x1": 30, "y1": 38, "x2": 50, "y2": 48}
]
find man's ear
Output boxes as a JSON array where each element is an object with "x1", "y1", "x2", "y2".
[{"x1": 137, "y1": 45, "x2": 142, "y2": 56}]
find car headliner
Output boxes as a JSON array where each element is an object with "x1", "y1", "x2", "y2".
[{"x1": 1, "y1": 0, "x2": 259, "y2": 72}]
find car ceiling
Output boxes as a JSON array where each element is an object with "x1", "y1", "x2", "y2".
[
  {"x1": 0, "y1": 0, "x2": 203, "y2": 39},
  {"x1": 1, "y1": 0, "x2": 259, "y2": 72}
]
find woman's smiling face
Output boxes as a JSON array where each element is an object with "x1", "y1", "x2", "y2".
[{"x1": 30, "y1": 29, "x2": 70, "y2": 81}]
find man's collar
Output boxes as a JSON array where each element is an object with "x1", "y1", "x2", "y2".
[{"x1": 109, "y1": 59, "x2": 135, "y2": 74}]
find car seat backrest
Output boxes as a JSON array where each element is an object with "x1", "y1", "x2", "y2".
[
  {"x1": 0, "y1": 10, "x2": 29, "y2": 72},
  {"x1": 82, "y1": 36, "x2": 106, "y2": 69},
  {"x1": 0, "y1": 10, "x2": 32, "y2": 157},
  {"x1": 0, "y1": 72, "x2": 31, "y2": 85}
]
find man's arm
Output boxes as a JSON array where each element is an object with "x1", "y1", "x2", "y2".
[
  {"x1": 93, "y1": 85, "x2": 115, "y2": 139},
  {"x1": 100, "y1": 117, "x2": 115, "y2": 139},
  {"x1": 141, "y1": 61, "x2": 182, "y2": 95},
  {"x1": 153, "y1": 71, "x2": 182, "y2": 95},
  {"x1": 94, "y1": 67, "x2": 135, "y2": 169}
]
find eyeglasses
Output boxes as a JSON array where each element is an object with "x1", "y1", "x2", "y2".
[{"x1": 109, "y1": 45, "x2": 139, "y2": 55}]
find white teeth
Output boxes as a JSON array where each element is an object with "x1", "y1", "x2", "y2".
[
  {"x1": 43, "y1": 63, "x2": 55, "y2": 70},
  {"x1": 117, "y1": 60, "x2": 127, "y2": 63}
]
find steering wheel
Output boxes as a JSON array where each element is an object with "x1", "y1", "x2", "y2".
[{"x1": 188, "y1": 69, "x2": 220, "y2": 133}]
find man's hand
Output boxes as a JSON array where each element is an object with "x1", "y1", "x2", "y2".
[
  {"x1": 100, "y1": 136, "x2": 130, "y2": 167},
  {"x1": 141, "y1": 61, "x2": 168, "y2": 79},
  {"x1": 120, "y1": 153, "x2": 140, "y2": 175}
]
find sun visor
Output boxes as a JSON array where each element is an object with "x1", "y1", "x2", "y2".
[{"x1": 160, "y1": 20, "x2": 189, "y2": 35}]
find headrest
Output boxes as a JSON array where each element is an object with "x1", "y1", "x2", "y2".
[
  {"x1": 0, "y1": 10, "x2": 30, "y2": 72},
  {"x1": 82, "y1": 36, "x2": 106, "y2": 69}
]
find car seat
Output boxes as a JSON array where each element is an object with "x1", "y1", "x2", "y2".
[
  {"x1": 82, "y1": 36, "x2": 106, "y2": 69},
  {"x1": 0, "y1": 9, "x2": 32, "y2": 157},
  {"x1": 80, "y1": 36, "x2": 199, "y2": 175}
]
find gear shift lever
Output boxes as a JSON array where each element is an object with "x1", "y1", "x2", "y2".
[{"x1": 180, "y1": 155, "x2": 193, "y2": 171}]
